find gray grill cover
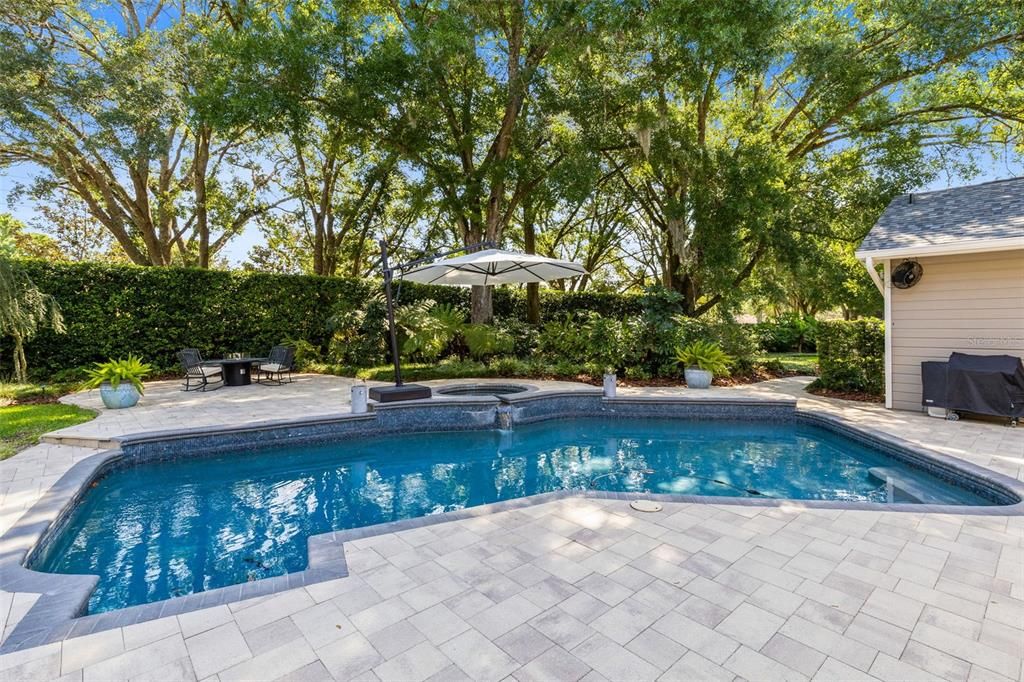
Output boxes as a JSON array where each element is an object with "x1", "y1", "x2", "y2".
[{"x1": 946, "y1": 352, "x2": 1024, "y2": 419}]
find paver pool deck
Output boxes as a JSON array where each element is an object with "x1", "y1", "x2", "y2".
[{"x1": 1, "y1": 375, "x2": 1021, "y2": 681}]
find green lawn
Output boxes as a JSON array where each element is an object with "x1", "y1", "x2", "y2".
[
  {"x1": 760, "y1": 352, "x2": 819, "y2": 375},
  {"x1": 0, "y1": 403, "x2": 95, "y2": 460},
  {"x1": 0, "y1": 381, "x2": 79, "y2": 404}
]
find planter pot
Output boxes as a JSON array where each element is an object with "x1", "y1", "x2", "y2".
[
  {"x1": 99, "y1": 382, "x2": 141, "y2": 409},
  {"x1": 602, "y1": 372, "x2": 617, "y2": 398},
  {"x1": 684, "y1": 368, "x2": 713, "y2": 389}
]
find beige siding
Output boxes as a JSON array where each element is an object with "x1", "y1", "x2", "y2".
[{"x1": 889, "y1": 249, "x2": 1024, "y2": 411}]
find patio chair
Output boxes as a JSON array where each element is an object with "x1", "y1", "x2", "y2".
[
  {"x1": 256, "y1": 346, "x2": 295, "y2": 385},
  {"x1": 178, "y1": 348, "x2": 223, "y2": 392}
]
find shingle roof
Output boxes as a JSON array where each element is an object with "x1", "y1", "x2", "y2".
[{"x1": 857, "y1": 177, "x2": 1024, "y2": 254}]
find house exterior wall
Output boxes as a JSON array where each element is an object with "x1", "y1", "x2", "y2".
[{"x1": 888, "y1": 249, "x2": 1024, "y2": 411}]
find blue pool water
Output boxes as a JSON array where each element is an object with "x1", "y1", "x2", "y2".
[{"x1": 34, "y1": 418, "x2": 993, "y2": 613}]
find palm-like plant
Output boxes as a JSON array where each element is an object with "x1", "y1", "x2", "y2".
[
  {"x1": 397, "y1": 300, "x2": 466, "y2": 361},
  {"x1": 84, "y1": 355, "x2": 153, "y2": 394},
  {"x1": 675, "y1": 340, "x2": 732, "y2": 375},
  {"x1": 0, "y1": 258, "x2": 65, "y2": 382}
]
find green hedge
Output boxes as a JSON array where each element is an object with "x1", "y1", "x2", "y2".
[
  {"x1": 0, "y1": 261, "x2": 645, "y2": 379},
  {"x1": 814, "y1": 319, "x2": 884, "y2": 395},
  {"x1": 2, "y1": 262, "x2": 360, "y2": 377}
]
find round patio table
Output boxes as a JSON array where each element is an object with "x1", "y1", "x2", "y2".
[{"x1": 204, "y1": 358, "x2": 267, "y2": 387}]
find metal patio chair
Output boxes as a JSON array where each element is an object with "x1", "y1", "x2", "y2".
[
  {"x1": 256, "y1": 346, "x2": 295, "y2": 385},
  {"x1": 178, "y1": 348, "x2": 223, "y2": 391}
]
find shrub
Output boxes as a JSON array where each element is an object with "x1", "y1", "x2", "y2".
[
  {"x1": 521, "y1": 290, "x2": 645, "y2": 321},
  {"x1": 283, "y1": 338, "x2": 322, "y2": 369},
  {"x1": 629, "y1": 293, "x2": 690, "y2": 374},
  {"x1": 3, "y1": 261, "x2": 673, "y2": 380},
  {"x1": 537, "y1": 318, "x2": 588, "y2": 362},
  {"x1": 708, "y1": 322, "x2": 760, "y2": 374},
  {"x1": 583, "y1": 314, "x2": 641, "y2": 372},
  {"x1": 493, "y1": 319, "x2": 539, "y2": 357},
  {"x1": 673, "y1": 317, "x2": 759, "y2": 375},
  {"x1": 489, "y1": 356, "x2": 529, "y2": 376},
  {"x1": 752, "y1": 315, "x2": 818, "y2": 353},
  {"x1": 814, "y1": 319, "x2": 884, "y2": 395},
  {"x1": 463, "y1": 324, "x2": 514, "y2": 361},
  {"x1": 624, "y1": 365, "x2": 652, "y2": 381},
  {"x1": 326, "y1": 295, "x2": 388, "y2": 366}
]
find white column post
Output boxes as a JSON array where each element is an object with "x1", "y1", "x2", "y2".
[
  {"x1": 883, "y1": 259, "x2": 893, "y2": 409},
  {"x1": 351, "y1": 383, "x2": 369, "y2": 414}
]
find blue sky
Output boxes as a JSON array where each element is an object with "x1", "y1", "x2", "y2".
[{"x1": 2, "y1": 153, "x2": 1021, "y2": 267}]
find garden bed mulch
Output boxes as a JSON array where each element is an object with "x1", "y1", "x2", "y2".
[{"x1": 605, "y1": 366, "x2": 808, "y2": 389}]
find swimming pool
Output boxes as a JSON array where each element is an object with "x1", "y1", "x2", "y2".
[{"x1": 32, "y1": 417, "x2": 997, "y2": 614}]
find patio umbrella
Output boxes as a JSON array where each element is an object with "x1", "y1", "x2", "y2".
[
  {"x1": 398, "y1": 248, "x2": 587, "y2": 286},
  {"x1": 370, "y1": 243, "x2": 587, "y2": 403}
]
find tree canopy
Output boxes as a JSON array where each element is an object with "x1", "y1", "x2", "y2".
[{"x1": 1, "y1": 0, "x2": 1021, "y2": 320}]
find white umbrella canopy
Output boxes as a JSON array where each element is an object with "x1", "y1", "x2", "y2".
[{"x1": 398, "y1": 248, "x2": 587, "y2": 286}]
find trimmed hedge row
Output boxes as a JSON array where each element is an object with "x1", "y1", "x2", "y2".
[
  {"x1": 3, "y1": 262, "x2": 357, "y2": 377},
  {"x1": 5, "y1": 260, "x2": 852, "y2": 382},
  {"x1": 814, "y1": 319, "x2": 884, "y2": 395},
  {"x1": 0, "y1": 261, "x2": 642, "y2": 378}
]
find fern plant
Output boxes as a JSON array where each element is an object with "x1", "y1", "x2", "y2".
[
  {"x1": 675, "y1": 340, "x2": 731, "y2": 375},
  {"x1": 84, "y1": 355, "x2": 153, "y2": 394},
  {"x1": 429, "y1": 304, "x2": 466, "y2": 339},
  {"x1": 397, "y1": 300, "x2": 467, "y2": 361},
  {"x1": 463, "y1": 323, "x2": 513, "y2": 361}
]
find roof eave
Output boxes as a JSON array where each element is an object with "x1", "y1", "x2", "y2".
[{"x1": 855, "y1": 236, "x2": 1024, "y2": 261}]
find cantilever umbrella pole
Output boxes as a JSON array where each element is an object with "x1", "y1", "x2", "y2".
[
  {"x1": 372, "y1": 239, "x2": 497, "y2": 403},
  {"x1": 379, "y1": 239, "x2": 403, "y2": 387}
]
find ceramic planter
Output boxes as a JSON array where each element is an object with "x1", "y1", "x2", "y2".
[
  {"x1": 684, "y1": 368, "x2": 713, "y2": 389},
  {"x1": 99, "y1": 382, "x2": 141, "y2": 409}
]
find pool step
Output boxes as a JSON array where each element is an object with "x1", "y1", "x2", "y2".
[{"x1": 868, "y1": 467, "x2": 948, "y2": 505}]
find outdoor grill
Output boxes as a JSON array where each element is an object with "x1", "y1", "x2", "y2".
[{"x1": 922, "y1": 352, "x2": 1024, "y2": 425}]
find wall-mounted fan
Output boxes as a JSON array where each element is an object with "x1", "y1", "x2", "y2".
[{"x1": 891, "y1": 260, "x2": 923, "y2": 289}]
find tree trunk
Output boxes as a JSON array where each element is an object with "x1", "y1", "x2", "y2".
[
  {"x1": 194, "y1": 126, "x2": 212, "y2": 268},
  {"x1": 323, "y1": 213, "x2": 338, "y2": 276},
  {"x1": 468, "y1": 194, "x2": 504, "y2": 323},
  {"x1": 526, "y1": 284, "x2": 540, "y2": 324},
  {"x1": 523, "y1": 201, "x2": 540, "y2": 324},
  {"x1": 663, "y1": 237, "x2": 698, "y2": 313},
  {"x1": 312, "y1": 212, "x2": 326, "y2": 275},
  {"x1": 12, "y1": 333, "x2": 27, "y2": 383},
  {"x1": 470, "y1": 285, "x2": 493, "y2": 324}
]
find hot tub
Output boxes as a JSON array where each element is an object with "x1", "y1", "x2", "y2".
[{"x1": 435, "y1": 383, "x2": 532, "y2": 396}]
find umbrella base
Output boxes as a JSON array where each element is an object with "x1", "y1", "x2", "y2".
[{"x1": 369, "y1": 384, "x2": 432, "y2": 403}]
